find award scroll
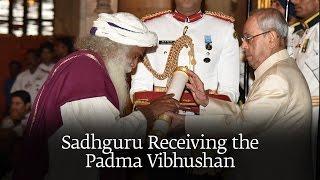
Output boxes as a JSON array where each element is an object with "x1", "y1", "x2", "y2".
[{"x1": 150, "y1": 66, "x2": 189, "y2": 138}]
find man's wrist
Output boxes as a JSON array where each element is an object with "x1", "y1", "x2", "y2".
[{"x1": 137, "y1": 106, "x2": 155, "y2": 131}]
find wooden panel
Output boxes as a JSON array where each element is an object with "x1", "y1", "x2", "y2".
[{"x1": 54, "y1": 0, "x2": 80, "y2": 37}]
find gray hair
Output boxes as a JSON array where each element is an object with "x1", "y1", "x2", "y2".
[
  {"x1": 76, "y1": 35, "x2": 132, "y2": 61},
  {"x1": 251, "y1": 8, "x2": 288, "y2": 39}
]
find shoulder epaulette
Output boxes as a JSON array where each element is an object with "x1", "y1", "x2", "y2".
[
  {"x1": 141, "y1": 10, "x2": 172, "y2": 22},
  {"x1": 204, "y1": 11, "x2": 235, "y2": 23}
]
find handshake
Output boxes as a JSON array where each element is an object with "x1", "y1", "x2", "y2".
[{"x1": 137, "y1": 70, "x2": 210, "y2": 137}]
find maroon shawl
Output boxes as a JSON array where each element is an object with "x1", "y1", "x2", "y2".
[{"x1": 13, "y1": 50, "x2": 119, "y2": 180}]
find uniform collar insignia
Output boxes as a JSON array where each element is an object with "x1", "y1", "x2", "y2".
[
  {"x1": 172, "y1": 10, "x2": 203, "y2": 23},
  {"x1": 292, "y1": 22, "x2": 304, "y2": 33},
  {"x1": 292, "y1": 12, "x2": 319, "y2": 33},
  {"x1": 303, "y1": 12, "x2": 319, "y2": 29},
  {"x1": 141, "y1": 10, "x2": 172, "y2": 22}
]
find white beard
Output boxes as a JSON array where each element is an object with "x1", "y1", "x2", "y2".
[{"x1": 105, "y1": 57, "x2": 131, "y2": 114}]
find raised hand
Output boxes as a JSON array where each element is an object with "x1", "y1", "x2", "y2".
[
  {"x1": 186, "y1": 70, "x2": 209, "y2": 107},
  {"x1": 138, "y1": 93, "x2": 179, "y2": 123}
]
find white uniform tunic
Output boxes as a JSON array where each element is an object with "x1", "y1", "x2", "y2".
[
  {"x1": 287, "y1": 22, "x2": 304, "y2": 57},
  {"x1": 131, "y1": 12, "x2": 240, "y2": 102},
  {"x1": 38, "y1": 63, "x2": 54, "y2": 74},
  {"x1": 293, "y1": 14, "x2": 319, "y2": 100},
  {"x1": 11, "y1": 63, "x2": 54, "y2": 104},
  {"x1": 292, "y1": 12, "x2": 319, "y2": 172},
  {"x1": 11, "y1": 68, "x2": 47, "y2": 104}
]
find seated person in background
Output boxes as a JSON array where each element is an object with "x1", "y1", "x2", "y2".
[
  {"x1": 1, "y1": 90, "x2": 31, "y2": 137},
  {"x1": 38, "y1": 41, "x2": 55, "y2": 74},
  {"x1": 10, "y1": 49, "x2": 45, "y2": 104},
  {"x1": 54, "y1": 36, "x2": 75, "y2": 60},
  {"x1": 0, "y1": 90, "x2": 30, "y2": 179}
]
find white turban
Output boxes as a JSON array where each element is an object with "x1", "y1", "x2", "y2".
[{"x1": 90, "y1": 12, "x2": 157, "y2": 47}]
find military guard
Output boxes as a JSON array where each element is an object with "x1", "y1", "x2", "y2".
[
  {"x1": 295, "y1": 12, "x2": 320, "y2": 153},
  {"x1": 291, "y1": 0, "x2": 319, "y2": 175},
  {"x1": 130, "y1": 0, "x2": 240, "y2": 102}
]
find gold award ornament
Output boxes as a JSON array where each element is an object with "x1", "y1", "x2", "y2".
[{"x1": 143, "y1": 26, "x2": 196, "y2": 80}]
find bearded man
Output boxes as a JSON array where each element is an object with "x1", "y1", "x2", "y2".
[{"x1": 13, "y1": 12, "x2": 178, "y2": 180}]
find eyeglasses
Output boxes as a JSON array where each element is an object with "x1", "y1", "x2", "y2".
[{"x1": 241, "y1": 31, "x2": 271, "y2": 43}]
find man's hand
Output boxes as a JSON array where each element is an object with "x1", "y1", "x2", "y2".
[
  {"x1": 148, "y1": 94, "x2": 179, "y2": 118},
  {"x1": 186, "y1": 70, "x2": 209, "y2": 107},
  {"x1": 138, "y1": 94, "x2": 179, "y2": 130}
]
